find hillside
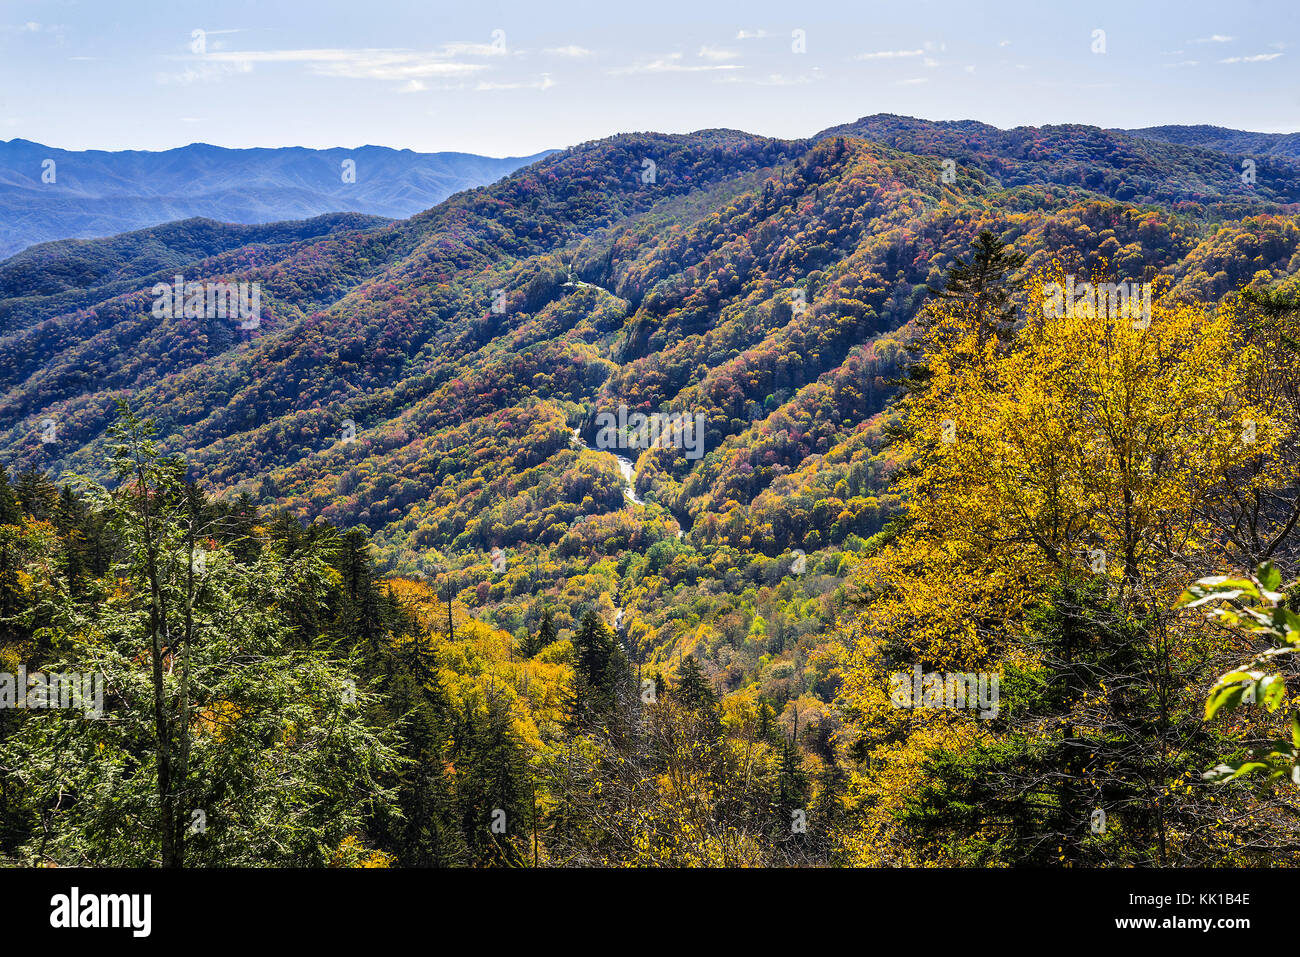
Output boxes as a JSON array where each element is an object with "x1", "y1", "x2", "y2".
[
  {"x1": 0, "y1": 139, "x2": 556, "y2": 258},
  {"x1": 822, "y1": 114, "x2": 1300, "y2": 206},
  {"x1": 1125, "y1": 123, "x2": 1300, "y2": 159},
  {"x1": 2, "y1": 115, "x2": 1300, "y2": 867},
  {"x1": 0, "y1": 114, "x2": 1297, "y2": 685},
  {"x1": 0, "y1": 212, "x2": 389, "y2": 333}
]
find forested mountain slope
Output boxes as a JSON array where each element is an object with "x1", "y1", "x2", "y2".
[
  {"x1": 4, "y1": 112, "x2": 1300, "y2": 867},
  {"x1": 3, "y1": 113, "x2": 1300, "y2": 749},
  {"x1": 1125, "y1": 123, "x2": 1300, "y2": 159},
  {"x1": 0, "y1": 212, "x2": 388, "y2": 332}
]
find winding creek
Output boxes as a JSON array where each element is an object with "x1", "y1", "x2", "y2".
[{"x1": 572, "y1": 428, "x2": 644, "y2": 505}]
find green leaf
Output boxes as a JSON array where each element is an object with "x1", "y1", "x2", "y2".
[
  {"x1": 1205, "y1": 682, "x2": 1247, "y2": 720},
  {"x1": 1182, "y1": 590, "x2": 1244, "y2": 610},
  {"x1": 1202, "y1": 760, "x2": 1269, "y2": 784},
  {"x1": 1215, "y1": 577, "x2": 1262, "y2": 599},
  {"x1": 1259, "y1": 561, "x2": 1282, "y2": 593},
  {"x1": 1262, "y1": 675, "x2": 1287, "y2": 712}
]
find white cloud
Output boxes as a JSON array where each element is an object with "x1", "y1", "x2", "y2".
[
  {"x1": 891, "y1": 77, "x2": 929, "y2": 85},
  {"x1": 698, "y1": 45, "x2": 739, "y2": 61},
  {"x1": 441, "y1": 40, "x2": 507, "y2": 57},
  {"x1": 736, "y1": 29, "x2": 768, "y2": 40},
  {"x1": 156, "y1": 60, "x2": 254, "y2": 85},
  {"x1": 543, "y1": 45, "x2": 592, "y2": 57},
  {"x1": 477, "y1": 74, "x2": 554, "y2": 91},
  {"x1": 1192, "y1": 34, "x2": 1234, "y2": 43},
  {"x1": 609, "y1": 53, "x2": 743, "y2": 74},
  {"x1": 857, "y1": 49, "x2": 924, "y2": 60},
  {"x1": 0, "y1": 21, "x2": 60, "y2": 33},
  {"x1": 717, "y1": 71, "x2": 817, "y2": 87},
  {"x1": 193, "y1": 48, "x2": 488, "y2": 82},
  {"x1": 1218, "y1": 52, "x2": 1282, "y2": 63}
]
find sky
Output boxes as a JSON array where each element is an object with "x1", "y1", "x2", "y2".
[{"x1": 1, "y1": 0, "x2": 1298, "y2": 157}]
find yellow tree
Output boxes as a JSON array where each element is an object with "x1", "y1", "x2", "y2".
[{"x1": 838, "y1": 265, "x2": 1293, "y2": 866}]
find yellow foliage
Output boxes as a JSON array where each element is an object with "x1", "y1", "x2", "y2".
[
  {"x1": 384, "y1": 577, "x2": 572, "y2": 757},
  {"x1": 839, "y1": 263, "x2": 1293, "y2": 858},
  {"x1": 329, "y1": 835, "x2": 393, "y2": 868}
]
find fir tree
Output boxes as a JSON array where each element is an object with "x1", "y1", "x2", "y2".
[
  {"x1": 523, "y1": 607, "x2": 558, "y2": 657},
  {"x1": 0, "y1": 468, "x2": 21, "y2": 527},
  {"x1": 926, "y1": 229, "x2": 1027, "y2": 346}
]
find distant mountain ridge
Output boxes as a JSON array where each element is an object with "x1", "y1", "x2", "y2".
[
  {"x1": 0, "y1": 139, "x2": 556, "y2": 258},
  {"x1": 818, "y1": 114, "x2": 1300, "y2": 205},
  {"x1": 1122, "y1": 124, "x2": 1300, "y2": 158}
]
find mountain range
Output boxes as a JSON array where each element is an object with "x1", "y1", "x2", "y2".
[
  {"x1": 2, "y1": 113, "x2": 1299, "y2": 691},
  {"x1": 0, "y1": 139, "x2": 556, "y2": 259}
]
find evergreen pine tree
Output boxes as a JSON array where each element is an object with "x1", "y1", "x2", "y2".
[
  {"x1": 926, "y1": 229, "x2": 1027, "y2": 346},
  {"x1": 524, "y1": 607, "x2": 558, "y2": 657},
  {"x1": 887, "y1": 229, "x2": 1026, "y2": 449},
  {"x1": 0, "y1": 468, "x2": 21, "y2": 526},
  {"x1": 13, "y1": 470, "x2": 58, "y2": 522}
]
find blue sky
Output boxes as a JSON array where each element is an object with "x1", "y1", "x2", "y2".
[{"x1": 1, "y1": 0, "x2": 1297, "y2": 156}]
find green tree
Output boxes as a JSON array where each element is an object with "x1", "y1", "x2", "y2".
[
  {"x1": 0, "y1": 401, "x2": 401, "y2": 866},
  {"x1": 926, "y1": 229, "x2": 1027, "y2": 346},
  {"x1": 523, "y1": 607, "x2": 558, "y2": 657}
]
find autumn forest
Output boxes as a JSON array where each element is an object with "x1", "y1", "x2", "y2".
[{"x1": 1, "y1": 111, "x2": 1299, "y2": 879}]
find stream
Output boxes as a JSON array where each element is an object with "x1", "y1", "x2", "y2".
[{"x1": 572, "y1": 428, "x2": 644, "y2": 505}]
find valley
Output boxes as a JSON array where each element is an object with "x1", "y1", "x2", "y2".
[{"x1": 2, "y1": 112, "x2": 1299, "y2": 868}]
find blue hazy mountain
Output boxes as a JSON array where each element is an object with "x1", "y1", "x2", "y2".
[{"x1": 0, "y1": 140, "x2": 556, "y2": 258}]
